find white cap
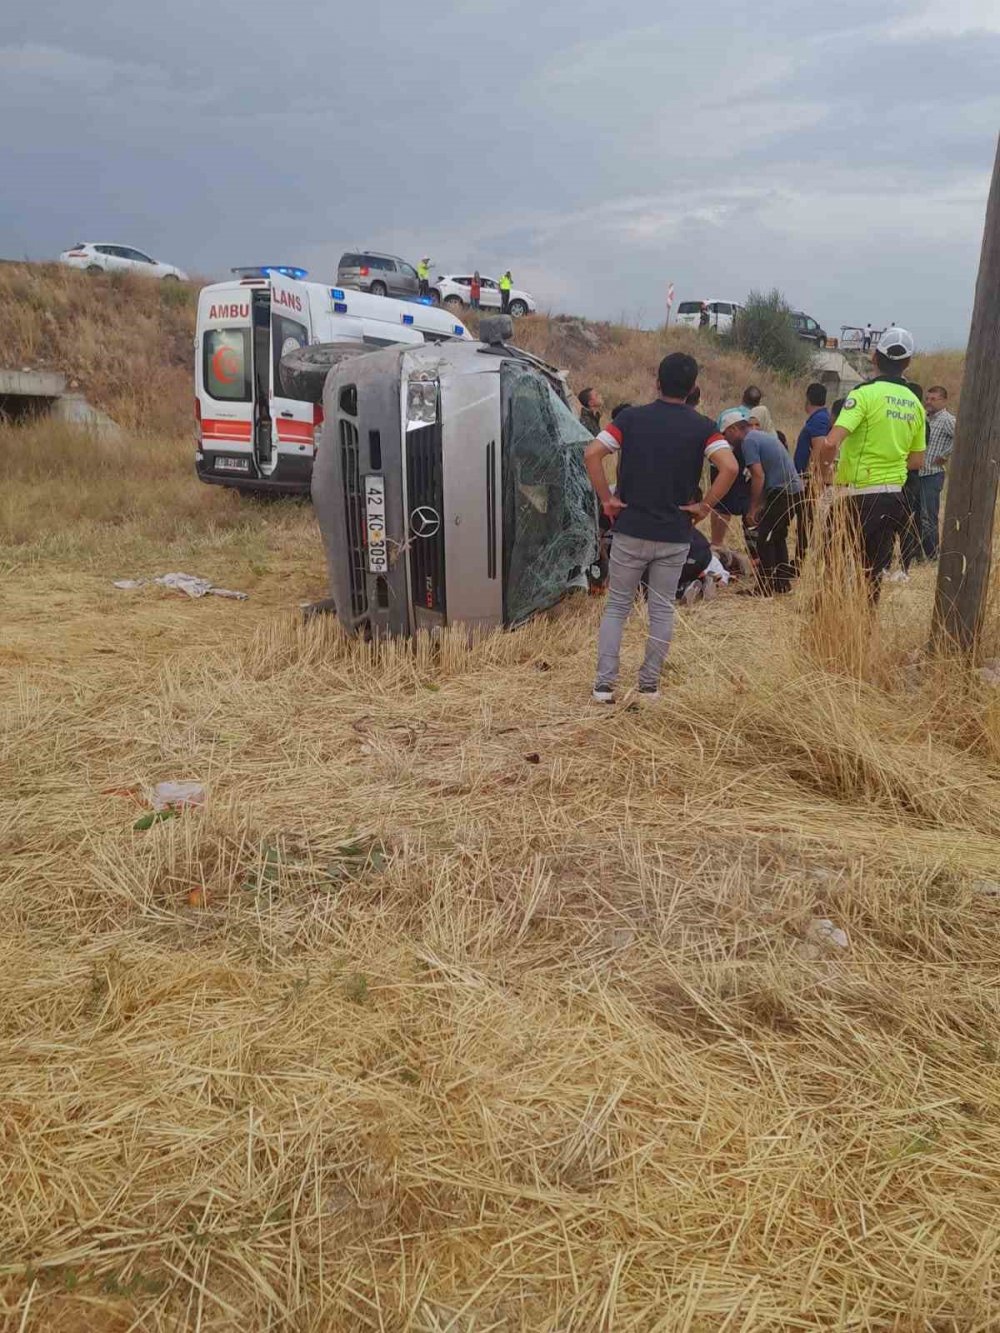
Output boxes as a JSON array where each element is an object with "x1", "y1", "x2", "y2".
[
  {"x1": 718, "y1": 409, "x2": 749, "y2": 432},
  {"x1": 876, "y1": 326, "x2": 915, "y2": 360}
]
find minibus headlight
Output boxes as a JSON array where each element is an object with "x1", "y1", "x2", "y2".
[{"x1": 406, "y1": 374, "x2": 439, "y2": 430}]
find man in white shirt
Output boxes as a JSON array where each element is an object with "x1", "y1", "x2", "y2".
[{"x1": 920, "y1": 386, "x2": 956, "y2": 559}]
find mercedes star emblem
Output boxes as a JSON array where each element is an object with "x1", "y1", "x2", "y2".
[{"x1": 409, "y1": 506, "x2": 441, "y2": 539}]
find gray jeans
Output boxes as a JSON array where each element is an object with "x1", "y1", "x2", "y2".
[{"x1": 596, "y1": 532, "x2": 690, "y2": 690}]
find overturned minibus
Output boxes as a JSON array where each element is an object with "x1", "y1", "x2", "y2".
[{"x1": 296, "y1": 320, "x2": 599, "y2": 636}]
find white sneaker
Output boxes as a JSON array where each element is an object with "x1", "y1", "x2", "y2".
[
  {"x1": 680, "y1": 581, "x2": 702, "y2": 607},
  {"x1": 592, "y1": 687, "x2": 616, "y2": 705},
  {"x1": 701, "y1": 576, "x2": 717, "y2": 602},
  {"x1": 886, "y1": 570, "x2": 910, "y2": 584},
  {"x1": 638, "y1": 686, "x2": 661, "y2": 703}
]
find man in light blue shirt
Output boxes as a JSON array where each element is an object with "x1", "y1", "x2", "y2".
[{"x1": 719, "y1": 413, "x2": 804, "y2": 596}]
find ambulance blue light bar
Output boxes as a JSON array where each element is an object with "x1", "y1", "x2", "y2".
[
  {"x1": 331, "y1": 288, "x2": 345, "y2": 300},
  {"x1": 454, "y1": 324, "x2": 464, "y2": 336},
  {"x1": 401, "y1": 313, "x2": 414, "y2": 325},
  {"x1": 333, "y1": 301, "x2": 348, "y2": 314},
  {"x1": 231, "y1": 265, "x2": 308, "y2": 280}
]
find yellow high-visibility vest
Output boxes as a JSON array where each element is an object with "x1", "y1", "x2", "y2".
[{"x1": 499, "y1": 273, "x2": 512, "y2": 291}]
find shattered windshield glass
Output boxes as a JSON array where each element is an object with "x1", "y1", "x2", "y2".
[{"x1": 500, "y1": 362, "x2": 598, "y2": 625}]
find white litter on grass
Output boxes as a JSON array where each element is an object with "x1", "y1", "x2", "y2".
[
  {"x1": 796, "y1": 917, "x2": 851, "y2": 960},
  {"x1": 972, "y1": 880, "x2": 1000, "y2": 898},
  {"x1": 807, "y1": 918, "x2": 850, "y2": 950},
  {"x1": 113, "y1": 573, "x2": 248, "y2": 601},
  {"x1": 150, "y1": 781, "x2": 207, "y2": 811},
  {"x1": 976, "y1": 660, "x2": 1000, "y2": 686}
]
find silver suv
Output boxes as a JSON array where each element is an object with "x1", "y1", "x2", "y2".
[{"x1": 336, "y1": 251, "x2": 420, "y2": 299}]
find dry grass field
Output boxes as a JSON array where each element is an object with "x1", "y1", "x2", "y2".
[{"x1": 3, "y1": 273, "x2": 996, "y2": 1330}]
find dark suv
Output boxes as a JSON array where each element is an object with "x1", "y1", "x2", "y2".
[
  {"x1": 336, "y1": 251, "x2": 420, "y2": 299},
  {"x1": 792, "y1": 311, "x2": 828, "y2": 347}
]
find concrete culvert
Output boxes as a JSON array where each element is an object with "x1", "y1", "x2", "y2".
[{"x1": 278, "y1": 342, "x2": 372, "y2": 404}]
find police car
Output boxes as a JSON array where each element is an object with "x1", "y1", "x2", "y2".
[{"x1": 195, "y1": 267, "x2": 471, "y2": 494}]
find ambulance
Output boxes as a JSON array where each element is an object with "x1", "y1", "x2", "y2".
[{"x1": 195, "y1": 267, "x2": 471, "y2": 493}]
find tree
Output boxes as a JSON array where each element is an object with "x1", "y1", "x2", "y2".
[
  {"x1": 723, "y1": 289, "x2": 814, "y2": 379},
  {"x1": 932, "y1": 133, "x2": 1000, "y2": 654}
]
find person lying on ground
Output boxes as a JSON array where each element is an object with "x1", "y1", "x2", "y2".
[{"x1": 585, "y1": 353, "x2": 737, "y2": 704}]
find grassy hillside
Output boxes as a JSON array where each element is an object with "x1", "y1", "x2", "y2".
[
  {"x1": 4, "y1": 263, "x2": 964, "y2": 444},
  {"x1": 0, "y1": 263, "x2": 196, "y2": 435},
  {"x1": 2, "y1": 267, "x2": 994, "y2": 1330}
]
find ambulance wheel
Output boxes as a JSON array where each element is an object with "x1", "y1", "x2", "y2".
[
  {"x1": 509, "y1": 299, "x2": 529, "y2": 318},
  {"x1": 370, "y1": 281, "x2": 387, "y2": 297}
]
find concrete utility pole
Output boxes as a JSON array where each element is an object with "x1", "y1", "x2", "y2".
[{"x1": 932, "y1": 134, "x2": 1000, "y2": 653}]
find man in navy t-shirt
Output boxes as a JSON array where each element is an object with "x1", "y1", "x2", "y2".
[
  {"x1": 793, "y1": 382, "x2": 831, "y2": 565},
  {"x1": 795, "y1": 383, "x2": 832, "y2": 475},
  {"x1": 583, "y1": 352, "x2": 738, "y2": 703}
]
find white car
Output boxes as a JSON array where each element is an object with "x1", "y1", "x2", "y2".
[
  {"x1": 59, "y1": 242, "x2": 188, "y2": 282},
  {"x1": 430, "y1": 274, "x2": 536, "y2": 317},
  {"x1": 675, "y1": 298, "x2": 743, "y2": 333}
]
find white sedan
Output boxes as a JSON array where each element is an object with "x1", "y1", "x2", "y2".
[
  {"x1": 430, "y1": 274, "x2": 536, "y2": 317},
  {"x1": 59, "y1": 242, "x2": 188, "y2": 282}
]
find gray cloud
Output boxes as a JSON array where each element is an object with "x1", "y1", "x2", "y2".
[{"x1": 1, "y1": 0, "x2": 995, "y2": 346}]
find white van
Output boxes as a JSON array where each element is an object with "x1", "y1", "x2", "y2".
[
  {"x1": 674, "y1": 299, "x2": 743, "y2": 333},
  {"x1": 195, "y1": 268, "x2": 471, "y2": 493}
]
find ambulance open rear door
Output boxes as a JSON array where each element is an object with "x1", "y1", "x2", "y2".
[{"x1": 267, "y1": 273, "x2": 315, "y2": 472}]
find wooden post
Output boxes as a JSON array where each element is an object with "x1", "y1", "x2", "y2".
[{"x1": 932, "y1": 133, "x2": 1000, "y2": 653}]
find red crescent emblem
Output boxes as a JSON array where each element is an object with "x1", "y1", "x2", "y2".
[{"x1": 212, "y1": 345, "x2": 240, "y2": 384}]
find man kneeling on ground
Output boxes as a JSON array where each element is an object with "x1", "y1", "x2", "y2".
[
  {"x1": 584, "y1": 353, "x2": 738, "y2": 704},
  {"x1": 719, "y1": 412, "x2": 805, "y2": 596}
]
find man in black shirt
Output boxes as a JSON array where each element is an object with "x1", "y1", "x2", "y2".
[{"x1": 584, "y1": 352, "x2": 738, "y2": 703}]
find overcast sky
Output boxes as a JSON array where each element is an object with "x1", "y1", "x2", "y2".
[{"x1": 2, "y1": 0, "x2": 998, "y2": 346}]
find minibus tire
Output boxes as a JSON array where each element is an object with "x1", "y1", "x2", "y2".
[
  {"x1": 279, "y1": 341, "x2": 370, "y2": 403},
  {"x1": 370, "y1": 281, "x2": 387, "y2": 297},
  {"x1": 86, "y1": 265, "x2": 102, "y2": 274}
]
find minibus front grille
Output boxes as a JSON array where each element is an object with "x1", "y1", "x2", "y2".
[
  {"x1": 406, "y1": 423, "x2": 446, "y2": 615},
  {"x1": 340, "y1": 419, "x2": 368, "y2": 617}
]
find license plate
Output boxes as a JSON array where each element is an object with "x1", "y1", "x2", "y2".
[
  {"x1": 215, "y1": 455, "x2": 250, "y2": 473},
  {"x1": 365, "y1": 474, "x2": 388, "y2": 573}
]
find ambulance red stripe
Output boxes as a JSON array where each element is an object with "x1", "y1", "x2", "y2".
[
  {"x1": 276, "y1": 421, "x2": 315, "y2": 443},
  {"x1": 202, "y1": 419, "x2": 252, "y2": 441}
]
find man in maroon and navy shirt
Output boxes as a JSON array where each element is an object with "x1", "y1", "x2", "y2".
[{"x1": 583, "y1": 352, "x2": 737, "y2": 703}]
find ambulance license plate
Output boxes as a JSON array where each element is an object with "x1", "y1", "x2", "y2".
[
  {"x1": 215, "y1": 455, "x2": 250, "y2": 473},
  {"x1": 365, "y1": 474, "x2": 388, "y2": 573}
]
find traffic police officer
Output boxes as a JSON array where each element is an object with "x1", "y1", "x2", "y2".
[
  {"x1": 819, "y1": 326, "x2": 926, "y2": 599},
  {"x1": 417, "y1": 257, "x2": 431, "y2": 298},
  {"x1": 499, "y1": 270, "x2": 513, "y2": 314}
]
